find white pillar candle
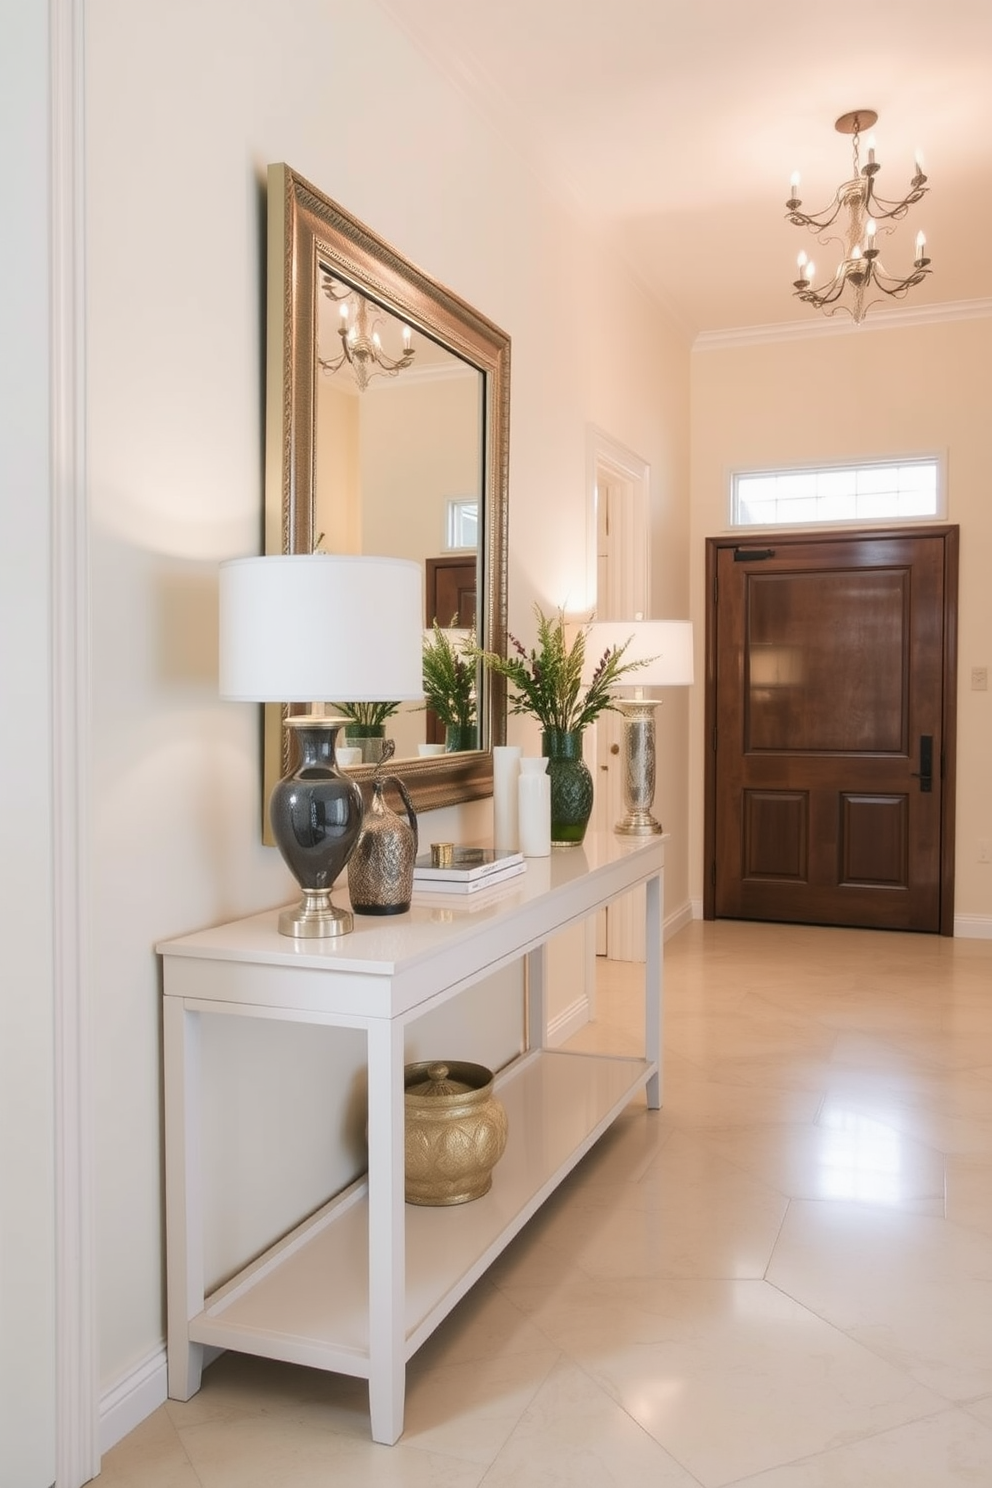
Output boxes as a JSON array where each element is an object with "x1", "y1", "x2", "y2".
[
  {"x1": 518, "y1": 756, "x2": 551, "y2": 858},
  {"x1": 492, "y1": 745, "x2": 522, "y2": 851}
]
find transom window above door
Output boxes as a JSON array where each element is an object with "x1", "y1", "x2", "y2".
[{"x1": 731, "y1": 457, "x2": 942, "y2": 529}]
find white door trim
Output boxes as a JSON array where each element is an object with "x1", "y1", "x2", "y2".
[
  {"x1": 585, "y1": 428, "x2": 650, "y2": 962},
  {"x1": 51, "y1": 1, "x2": 99, "y2": 1481}
]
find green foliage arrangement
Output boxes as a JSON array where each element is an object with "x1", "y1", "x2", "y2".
[
  {"x1": 421, "y1": 621, "x2": 477, "y2": 729},
  {"x1": 332, "y1": 699, "x2": 402, "y2": 729},
  {"x1": 474, "y1": 605, "x2": 649, "y2": 734}
]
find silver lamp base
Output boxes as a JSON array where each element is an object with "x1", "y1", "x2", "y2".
[
  {"x1": 614, "y1": 699, "x2": 664, "y2": 836},
  {"x1": 278, "y1": 888, "x2": 354, "y2": 939}
]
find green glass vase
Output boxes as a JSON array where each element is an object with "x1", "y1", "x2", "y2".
[
  {"x1": 541, "y1": 729, "x2": 594, "y2": 846},
  {"x1": 444, "y1": 723, "x2": 479, "y2": 753}
]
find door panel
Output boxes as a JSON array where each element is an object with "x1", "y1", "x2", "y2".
[
  {"x1": 425, "y1": 556, "x2": 477, "y2": 745},
  {"x1": 708, "y1": 529, "x2": 957, "y2": 933}
]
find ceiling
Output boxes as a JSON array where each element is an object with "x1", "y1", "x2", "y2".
[{"x1": 377, "y1": 0, "x2": 992, "y2": 340}]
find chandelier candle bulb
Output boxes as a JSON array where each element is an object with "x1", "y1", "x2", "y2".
[{"x1": 492, "y1": 745, "x2": 522, "y2": 852}]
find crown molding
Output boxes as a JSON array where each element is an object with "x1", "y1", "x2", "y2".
[{"x1": 693, "y1": 298, "x2": 992, "y2": 352}]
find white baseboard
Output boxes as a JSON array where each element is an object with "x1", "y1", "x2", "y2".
[
  {"x1": 99, "y1": 1345, "x2": 225, "y2": 1457},
  {"x1": 547, "y1": 994, "x2": 592, "y2": 1047},
  {"x1": 99, "y1": 1347, "x2": 167, "y2": 1456},
  {"x1": 665, "y1": 901, "x2": 694, "y2": 939},
  {"x1": 690, "y1": 897, "x2": 704, "y2": 921},
  {"x1": 954, "y1": 914, "x2": 992, "y2": 940}
]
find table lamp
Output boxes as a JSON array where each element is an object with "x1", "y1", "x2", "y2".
[
  {"x1": 219, "y1": 553, "x2": 423, "y2": 938},
  {"x1": 584, "y1": 619, "x2": 694, "y2": 835}
]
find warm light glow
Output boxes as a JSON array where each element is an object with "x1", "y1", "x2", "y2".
[
  {"x1": 916, "y1": 230, "x2": 927, "y2": 257},
  {"x1": 817, "y1": 1106, "x2": 907, "y2": 1206},
  {"x1": 866, "y1": 133, "x2": 876, "y2": 164},
  {"x1": 790, "y1": 170, "x2": 801, "y2": 193},
  {"x1": 866, "y1": 217, "x2": 877, "y2": 243}
]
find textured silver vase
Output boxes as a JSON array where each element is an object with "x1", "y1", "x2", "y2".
[{"x1": 348, "y1": 742, "x2": 419, "y2": 915}]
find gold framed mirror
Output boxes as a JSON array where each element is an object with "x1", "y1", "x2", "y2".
[{"x1": 263, "y1": 164, "x2": 509, "y2": 821}]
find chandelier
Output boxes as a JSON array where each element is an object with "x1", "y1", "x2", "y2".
[
  {"x1": 318, "y1": 272, "x2": 415, "y2": 391},
  {"x1": 785, "y1": 110, "x2": 931, "y2": 324}
]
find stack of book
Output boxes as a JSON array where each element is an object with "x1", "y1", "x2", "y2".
[{"x1": 411, "y1": 847, "x2": 526, "y2": 895}]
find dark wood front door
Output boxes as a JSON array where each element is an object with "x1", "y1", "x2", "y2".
[
  {"x1": 424, "y1": 556, "x2": 477, "y2": 745},
  {"x1": 705, "y1": 528, "x2": 958, "y2": 933}
]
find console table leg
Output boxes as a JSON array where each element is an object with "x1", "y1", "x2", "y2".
[
  {"x1": 645, "y1": 873, "x2": 663, "y2": 1109},
  {"x1": 163, "y1": 997, "x2": 205, "y2": 1399},
  {"x1": 525, "y1": 946, "x2": 547, "y2": 1050},
  {"x1": 366, "y1": 1016, "x2": 407, "y2": 1443}
]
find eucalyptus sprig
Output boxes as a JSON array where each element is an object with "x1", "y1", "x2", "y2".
[
  {"x1": 421, "y1": 620, "x2": 477, "y2": 728},
  {"x1": 474, "y1": 605, "x2": 650, "y2": 734}
]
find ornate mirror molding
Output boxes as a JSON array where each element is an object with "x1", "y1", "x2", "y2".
[{"x1": 263, "y1": 163, "x2": 509, "y2": 820}]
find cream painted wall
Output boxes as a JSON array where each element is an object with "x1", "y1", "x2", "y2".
[
  {"x1": 83, "y1": 0, "x2": 691, "y2": 1407},
  {"x1": 689, "y1": 317, "x2": 992, "y2": 922},
  {"x1": 0, "y1": 10, "x2": 57, "y2": 1484}
]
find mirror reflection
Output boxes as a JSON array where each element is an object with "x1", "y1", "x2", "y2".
[{"x1": 313, "y1": 272, "x2": 483, "y2": 762}]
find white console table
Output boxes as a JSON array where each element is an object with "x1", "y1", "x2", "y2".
[{"x1": 159, "y1": 832, "x2": 666, "y2": 1444}]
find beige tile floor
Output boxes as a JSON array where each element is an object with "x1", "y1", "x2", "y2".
[{"x1": 99, "y1": 919, "x2": 992, "y2": 1486}]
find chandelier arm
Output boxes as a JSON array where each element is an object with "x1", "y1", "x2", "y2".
[{"x1": 785, "y1": 199, "x2": 847, "y2": 232}]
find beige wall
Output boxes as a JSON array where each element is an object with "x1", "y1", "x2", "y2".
[
  {"x1": 83, "y1": 0, "x2": 691, "y2": 1404},
  {"x1": 689, "y1": 316, "x2": 992, "y2": 922}
]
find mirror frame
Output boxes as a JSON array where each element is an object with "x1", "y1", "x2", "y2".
[{"x1": 264, "y1": 163, "x2": 509, "y2": 817}]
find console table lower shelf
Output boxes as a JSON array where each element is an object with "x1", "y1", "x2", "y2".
[{"x1": 188, "y1": 1046, "x2": 651, "y2": 1378}]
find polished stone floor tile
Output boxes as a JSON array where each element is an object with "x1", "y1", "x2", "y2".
[
  {"x1": 696, "y1": 1112, "x2": 946, "y2": 1210},
  {"x1": 766, "y1": 1200, "x2": 992, "y2": 1400},
  {"x1": 98, "y1": 919, "x2": 992, "y2": 1488},
  {"x1": 477, "y1": 1358, "x2": 701, "y2": 1487},
  {"x1": 176, "y1": 1411, "x2": 484, "y2": 1487},
  {"x1": 494, "y1": 1274, "x2": 945, "y2": 1485},
  {"x1": 729, "y1": 1407, "x2": 992, "y2": 1486}
]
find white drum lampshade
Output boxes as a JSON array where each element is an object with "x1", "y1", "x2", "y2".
[
  {"x1": 218, "y1": 554, "x2": 424, "y2": 937},
  {"x1": 220, "y1": 553, "x2": 423, "y2": 704}
]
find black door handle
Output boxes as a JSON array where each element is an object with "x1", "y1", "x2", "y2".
[{"x1": 910, "y1": 735, "x2": 933, "y2": 793}]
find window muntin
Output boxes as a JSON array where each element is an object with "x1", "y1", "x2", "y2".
[
  {"x1": 445, "y1": 498, "x2": 478, "y2": 550},
  {"x1": 732, "y1": 458, "x2": 941, "y2": 529}
]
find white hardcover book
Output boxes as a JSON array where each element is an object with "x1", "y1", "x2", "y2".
[
  {"x1": 412, "y1": 859, "x2": 527, "y2": 894},
  {"x1": 413, "y1": 847, "x2": 524, "y2": 884}
]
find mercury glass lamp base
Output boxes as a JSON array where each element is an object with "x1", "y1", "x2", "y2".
[
  {"x1": 614, "y1": 810, "x2": 664, "y2": 836},
  {"x1": 613, "y1": 698, "x2": 664, "y2": 839},
  {"x1": 278, "y1": 889, "x2": 354, "y2": 939}
]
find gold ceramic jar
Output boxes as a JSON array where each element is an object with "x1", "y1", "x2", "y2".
[{"x1": 404, "y1": 1061, "x2": 508, "y2": 1206}]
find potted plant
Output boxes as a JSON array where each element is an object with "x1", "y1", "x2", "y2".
[
  {"x1": 421, "y1": 620, "x2": 478, "y2": 752},
  {"x1": 474, "y1": 606, "x2": 648, "y2": 844},
  {"x1": 332, "y1": 699, "x2": 402, "y2": 763}
]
